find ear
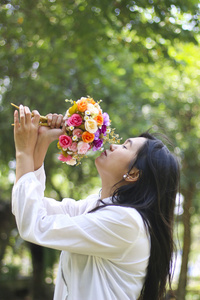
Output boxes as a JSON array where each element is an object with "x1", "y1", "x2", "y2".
[{"x1": 125, "y1": 167, "x2": 140, "y2": 182}]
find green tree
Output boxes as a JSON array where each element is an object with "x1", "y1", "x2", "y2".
[{"x1": 0, "y1": 0, "x2": 199, "y2": 299}]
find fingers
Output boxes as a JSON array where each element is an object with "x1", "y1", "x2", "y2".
[
  {"x1": 14, "y1": 110, "x2": 20, "y2": 131},
  {"x1": 18, "y1": 105, "x2": 30, "y2": 127},
  {"x1": 15, "y1": 107, "x2": 63, "y2": 129},
  {"x1": 14, "y1": 105, "x2": 40, "y2": 128},
  {"x1": 15, "y1": 105, "x2": 31, "y2": 127},
  {"x1": 51, "y1": 113, "x2": 58, "y2": 128},
  {"x1": 47, "y1": 113, "x2": 53, "y2": 127},
  {"x1": 46, "y1": 113, "x2": 63, "y2": 128},
  {"x1": 19, "y1": 105, "x2": 25, "y2": 127},
  {"x1": 24, "y1": 106, "x2": 32, "y2": 126},
  {"x1": 56, "y1": 114, "x2": 64, "y2": 128},
  {"x1": 32, "y1": 110, "x2": 40, "y2": 126}
]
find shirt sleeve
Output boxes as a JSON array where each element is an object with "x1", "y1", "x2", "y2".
[
  {"x1": 41, "y1": 194, "x2": 99, "y2": 217},
  {"x1": 14, "y1": 165, "x2": 99, "y2": 217},
  {"x1": 34, "y1": 164, "x2": 46, "y2": 192},
  {"x1": 12, "y1": 172, "x2": 142, "y2": 259}
]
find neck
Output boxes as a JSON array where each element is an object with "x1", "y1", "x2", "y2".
[
  {"x1": 100, "y1": 189, "x2": 111, "y2": 200},
  {"x1": 100, "y1": 179, "x2": 117, "y2": 200},
  {"x1": 100, "y1": 175, "x2": 124, "y2": 200}
]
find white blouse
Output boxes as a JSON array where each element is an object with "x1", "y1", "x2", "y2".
[{"x1": 12, "y1": 165, "x2": 150, "y2": 300}]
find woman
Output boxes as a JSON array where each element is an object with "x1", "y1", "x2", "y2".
[{"x1": 12, "y1": 105, "x2": 179, "y2": 300}]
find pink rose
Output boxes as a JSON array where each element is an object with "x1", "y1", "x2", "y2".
[
  {"x1": 68, "y1": 142, "x2": 78, "y2": 152},
  {"x1": 67, "y1": 114, "x2": 82, "y2": 127},
  {"x1": 58, "y1": 154, "x2": 73, "y2": 162},
  {"x1": 77, "y1": 141, "x2": 90, "y2": 155},
  {"x1": 73, "y1": 128, "x2": 83, "y2": 138},
  {"x1": 59, "y1": 135, "x2": 72, "y2": 149}
]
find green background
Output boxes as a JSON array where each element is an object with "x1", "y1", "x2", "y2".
[{"x1": 0, "y1": 0, "x2": 200, "y2": 299}]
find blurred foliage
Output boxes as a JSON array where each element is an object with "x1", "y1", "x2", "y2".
[{"x1": 0, "y1": 0, "x2": 200, "y2": 298}]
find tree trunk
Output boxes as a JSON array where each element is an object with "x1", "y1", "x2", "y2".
[
  {"x1": 0, "y1": 202, "x2": 16, "y2": 270},
  {"x1": 30, "y1": 243, "x2": 47, "y2": 300},
  {"x1": 176, "y1": 185, "x2": 195, "y2": 300}
]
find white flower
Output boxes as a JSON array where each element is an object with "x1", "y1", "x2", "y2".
[
  {"x1": 85, "y1": 110, "x2": 90, "y2": 115},
  {"x1": 66, "y1": 158, "x2": 77, "y2": 166},
  {"x1": 94, "y1": 103, "x2": 102, "y2": 112},
  {"x1": 69, "y1": 126, "x2": 74, "y2": 131},
  {"x1": 72, "y1": 135, "x2": 78, "y2": 141},
  {"x1": 84, "y1": 115, "x2": 90, "y2": 121},
  {"x1": 106, "y1": 128, "x2": 111, "y2": 133},
  {"x1": 87, "y1": 104, "x2": 99, "y2": 116}
]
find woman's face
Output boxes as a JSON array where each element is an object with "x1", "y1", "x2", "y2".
[{"x1": 95, "y1": 137, "x2": 146, "y2": 183}]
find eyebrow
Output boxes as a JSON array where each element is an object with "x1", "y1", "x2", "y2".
[{"x1": 126, "y1": 139, "x2": 133, "y2": 147}]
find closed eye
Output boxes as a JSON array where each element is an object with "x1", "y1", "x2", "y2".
[{"x1": 123, "y1": 145, "x2": 127, "y2": 149}]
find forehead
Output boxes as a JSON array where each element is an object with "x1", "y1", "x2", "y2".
[{"x1": 126, "y1": 137, "x2": 146, "y2": 148}]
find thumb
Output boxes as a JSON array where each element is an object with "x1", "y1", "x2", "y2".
[{"x1": 48, "y1": 127, "x2": 66, "y2": 142}]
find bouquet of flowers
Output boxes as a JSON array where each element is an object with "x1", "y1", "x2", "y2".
[
  {"x1": 11, "y1": 98, "x2": 120, "y2": 166},
  {"x1": 57, "y1": 97, "x2": 120, "y2": 166}
]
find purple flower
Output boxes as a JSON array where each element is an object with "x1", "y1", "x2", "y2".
[
  {"x1": 93, "y1": 139, "x2": 103, "y2": 151},
  {"x1": 94, "y1": 129, "x2": 100, "y2": 140},
  {"x1": 103, "y1": 112, "x2": 110, "y2": 126},
  {"x1": 101, "y1": 125, "x2": 107, "y2": 135}
]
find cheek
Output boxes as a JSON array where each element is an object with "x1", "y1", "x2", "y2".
[
  {"x1": 115, "y1": 153, "x2": 131, "y2": 167},
  {"x1": 108, "y1": 156, "x2": 129, "y2": 176},
  {"x1": 96, "y1": 151, "x2": 131, "y2": 177}
]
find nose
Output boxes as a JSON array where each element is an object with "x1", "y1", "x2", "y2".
[{"x1": 110, "y1": 144, "x2": 117, "y2": 151}]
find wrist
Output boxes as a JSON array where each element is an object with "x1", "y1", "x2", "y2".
[
  {"x1": 16, "y1": 151, "x2": 34, "y2": 159},
  {"x1": 34, "y1": 134, "x2": 51, "y2": 171},
  {"x1": 15, "y1": 152, "x2": 35, "y2": 182}
]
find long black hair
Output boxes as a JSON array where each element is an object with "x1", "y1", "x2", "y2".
[{"x1": 92, "y1": 132, "x2": 180, "y2": 300}]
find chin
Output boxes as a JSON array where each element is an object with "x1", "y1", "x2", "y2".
[
  {"x1": 95, "y1": 154, "x2": 102, "y2": 163},
  {"x1": 94, "y1": 157, "x2": 99, "y2": 167},
  {"x1": 95, "y1": 157, "x2": 103, "y2": 174}
]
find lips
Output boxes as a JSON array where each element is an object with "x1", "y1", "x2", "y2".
[
  {"x1": 100, "y1": 149, "x2": 108, "y2": 157},
  {"x1": 101, "y1": 150, "x2": 107, "y2": 156}
]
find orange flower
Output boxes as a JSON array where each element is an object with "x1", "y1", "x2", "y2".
[
  {"x1": 94, "y1": 114, "x2": 104, "y2": 125},
  {"x1": 82, "y1": 131, "x2": 95, "y2": 143},
  {"x1": 77, "y1": 99, "x2": 88, "y2": 112},
  {"x1": 87, "y1": 97, "x2": 96, "y2": 105}
]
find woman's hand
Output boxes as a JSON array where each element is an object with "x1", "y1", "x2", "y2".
[
  {"x1": 38, "y1": 113, "x2": 65, "y2": 143},
  {"x1": 14, "y1": 105, "x2": 40, "y2": 156},
  {"x1": 14, "y1": 105, "x2": 40, "y2": 182},
  {"x1": 34, "y1": 113, "x2": 65, "y2": 171}
]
